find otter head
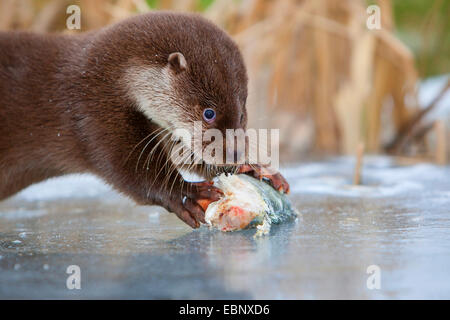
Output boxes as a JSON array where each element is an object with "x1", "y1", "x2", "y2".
[{"x1": 123, "y1": 13, "x2": 248, "y2": 179}]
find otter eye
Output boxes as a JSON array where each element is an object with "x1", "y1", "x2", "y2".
[{"x1": 203, "y1": 108, "x2": 216, "y2": 123}]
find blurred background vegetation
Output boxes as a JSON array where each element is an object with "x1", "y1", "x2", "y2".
[
  {"x1": 391, "y1": 0, "x2": 449, "y2": 77},
  {"x1": 0, "y1": 0, "x2": 449, "y2": 164}
]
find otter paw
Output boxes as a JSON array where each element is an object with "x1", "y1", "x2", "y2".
[
  {"x1": 170, "y1": 181, "x2": 224, "y2": 229},
  {"x1": 238, "y1": 164, "x2": 290, "y2": 194},
  {"x1": 186, "y1": 181, "x2": 224, "y2": 204},
  {"x1": 169, "y1": 196, "x2": 205, "y2": 229}
]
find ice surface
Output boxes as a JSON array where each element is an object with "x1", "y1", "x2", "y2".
[
  {"x1": 283, "y1": 156, "x2": 449, "y2": 198},
  {"x1": 13, "y1": 174, "x2": 115, "y2": 201},
  {"x1": 418, "y1": 74, "x2": 450, "y2": 120},
  {"x1": 0, "y1": 156, "x2": 450, "y2": 299}
]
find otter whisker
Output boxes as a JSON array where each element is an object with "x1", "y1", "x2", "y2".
[
  {"x1": 165, "y1": 149, "x2": 193, "y2": 198},
  {"x1": 123, "y1": 128, "x2": 162, "y2": 166},
  {"x1": 135, "y1": 127, "x2": 170, "y2": 173},
  {"x1": 145, "y1": 136, "x2": 176, "y2": 191},
  {"x1": 145, "y1": 131, "x2": 173, "y2": 175},
  {"x1": 142, "y1": 130, "x2": 174, "y2": 171},
  {"x1": 148, "y1": 141, "x2": 189, "y2": 198}
]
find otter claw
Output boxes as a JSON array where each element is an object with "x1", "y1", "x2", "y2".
[
  {"x1": 183, "y1": 197, "x2": 206, "y2": 225},
  {"x1": 238, "y1": 164, "x2": 290, "y2": 194},
  {"x1": 188, "y1": 182, "x2": 223, "y2": 202},
  {"x1": 171, "y1": 181, "x2": 224, "y2": 228}
]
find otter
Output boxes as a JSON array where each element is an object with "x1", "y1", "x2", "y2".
[{"x1": 0, "y1": 12, "x2": 289, "y2": 228}]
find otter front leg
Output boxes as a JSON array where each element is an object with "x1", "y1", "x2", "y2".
[
  {"x1": 111, "y1": 169, "x2": 223, "y2": 228},
  {"x1": 91, "y1": 121, "x2": 225, "y2": 228},
  {"x1": 163, "y1": 180, "x2": 223, "y2": 228},
  {"x1": 238, "y1": 164, "x2": 290, "y2": 194},
  {"x1": 97, "y1": 143, "x2": 223, "y2": 228}
]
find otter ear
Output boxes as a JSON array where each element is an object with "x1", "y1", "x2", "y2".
[{"x1": 168, "y1": 52, "x2": 187, "y2": 74}]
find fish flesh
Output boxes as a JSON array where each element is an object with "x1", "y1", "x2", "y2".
[{"x1": 204, "y1": 174, "x2": 298, "y2": 236}]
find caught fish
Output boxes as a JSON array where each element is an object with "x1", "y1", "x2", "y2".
[{"x1": 202, "y1": 174, "x2": 298, "y2": 236}]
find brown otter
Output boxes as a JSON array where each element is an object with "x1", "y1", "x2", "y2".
[{"x1": 0, "y1": 12, "x2": 289, "y2": 228}]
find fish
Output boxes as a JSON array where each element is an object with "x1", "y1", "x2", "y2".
[{"x1": 202, "y1": 173, "x2": 299, "y2": 236}]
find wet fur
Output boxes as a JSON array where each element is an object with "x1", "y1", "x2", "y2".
[{"x1": 0, "y1": 12, "x2": 248, "y2": 226}]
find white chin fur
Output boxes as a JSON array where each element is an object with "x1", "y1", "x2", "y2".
[{"x1": 124, "y1": 64, "x2": 190, "y2": 134}]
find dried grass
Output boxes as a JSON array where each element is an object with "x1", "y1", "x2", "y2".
[
  {"x1": 206, "y1": 0, "x2": 420, "y2": 157},
  {"x1": 1, "y1": 0, "x2": 446, "y2": 162}
]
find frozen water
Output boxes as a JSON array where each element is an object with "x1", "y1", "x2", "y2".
[
  {"x1": 13, "y1": 174, "x2": 115, "y2": 201},
  {"x1": 0, "y1": 156, "x2": 449, "y2": 299},
  {"x1": 283, "y1": 156, "x2": 449, "y2": 198},
  {"x1": 418, "y1": 74, "x2": 450, "y2": 120}
]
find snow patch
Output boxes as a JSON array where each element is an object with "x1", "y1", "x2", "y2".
[
  {"x1": 284, "y1": 156, "x2": 449, "y2": 198},
  {"x1": 12, "y1": 174, "x2": 114, "y2": 201}
]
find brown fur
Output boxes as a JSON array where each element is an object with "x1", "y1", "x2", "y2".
[{"x1": 0, "y1": 12, "x2": 250, "y2": 228}]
